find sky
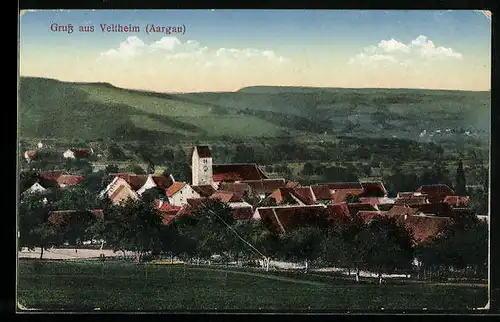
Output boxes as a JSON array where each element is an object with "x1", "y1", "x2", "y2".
[{"x1": 19, "y1": 10, "x2": 491, "y2": 92}]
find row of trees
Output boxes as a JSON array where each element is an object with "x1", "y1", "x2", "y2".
[{"x1": 19, "y1": 190, "x2": 488, "y2": 282}]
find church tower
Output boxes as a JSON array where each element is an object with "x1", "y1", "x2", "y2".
[{"x1": 192, "y1": 146, "x2": 213, "y2": 186}]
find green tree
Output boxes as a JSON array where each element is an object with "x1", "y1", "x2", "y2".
[
  {"x1": 455, "y1": 161, "x2": 467, "y2": 196},
  {"x1": 18, "y1": 193, "x2": 55, "y2": 259},
  {"x1": 105, "y1": 164, "x2": 119, "y2": 174},
  {"x1": 362, "y1": 216, "x2": 414, "y2": 284},
  {"x1": 129, "y1": 164, "x2": 146, "y2": 175},
  {"x1": 280, "y1": 226, "x2": 327, "y2": 273},
  {"x1": 301, "y1": 162, "x2": 315, "y2": 176},
  {"x1": 49, "y1": 210, "x2": 98, "y2": 246},
  {"x1": 103, "y1": 199, "x2": 163, "y2": 262}
]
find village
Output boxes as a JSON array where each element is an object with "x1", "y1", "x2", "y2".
[{"x1": 20, "y1": 145, "x2": 486, "y2": 248}]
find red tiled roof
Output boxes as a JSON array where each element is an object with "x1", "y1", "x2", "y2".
[
  {"x1": 239, "y1": 179, "x2": 287, "y2": 194},
  {"x1": 152, "y1": 175, "x2": 175, "y2": 189},
  {"x1": 404, "y1": 215, "x2": 453, "y2": 245},
  {"x1": 165, "y1": 182, "x2": 186, "y2": 197},
  {"x1": 443, "y1": 196, "x2": 470, "y2": 208},
  {"x1": 357, "y1": 211, "x2": 387, "y2": 222},
  {"x1": 213, "y1": 164, "x2": 268, "y2": 182},
  {"x1": 359, "y1": 197, "x2": 393, "y2": 205},
  {"x1": 186, "y1": 198, "x2": 207, "y2": 208},
  {"x1": 39, "y1": 171, "x2": 64, "y2": 181},
  {"x1": 331, "y1": 188, "x2": 365, "y2": 203},
  {"x1": 410, "y1": 202, "x2": 454, "y2": 218},
  {"x1": 161, "y1": 214, "x2": 178, "y2": 226},
  {"x1": 360, "y1": 181, "x2": 387, "y2": 197},
  {"x1": 159, "y1": 202, "x2": 181, "y2": 213},
  {"x1": 194, "y1": 146, "x2": 212, "y2": 158},
  {"x1": 311, "y1": 185, "x2": 334, "y2": 201},
  {"x1": 256, "y1": 205, "x2": 330, "y2": 234},
  {"x1": 209, "y1": 192, "x2": 234, "y2": 204},
  {"x1": 56, "y1": 175, "x2": 84, "y2": 187},
  {"x1": 415, "y1": 184, "x2": 455, "y2": 203},
  {"x1": 347, "y1": 203, "x2": 378, "y2": 216},
  {"x1": 25, "y1": 150, "x2": 37, "y2": 158},
  {"x1": 89, "y1": 209, "x2": 104, "y2": 216},
  {"x1": 192, "y1": 185, "x2": 216, "y2": 197},
  {"x1": 111, "y1": 173, "x2": 148, "y2": 190},
  {"x1": 285, "y1": 181, "x2": 300, "y2": 188},
  {"x1": 397, "y1": 192, "x2": 415, "y2": 199},
  {"x1": 231, "y1": 207, "x2": 254, "y2": 221},
  {"x1": 264, "y1": 188, "x2": 315, "y2": 206},
  {"x1": 394, "y1": 196, "x2": 428, "y2": 205},
  {"x1": 218, "y1": 183, "x2": 248, "y2": 201},
  {"x1": 325, "y1": 203, "x2": 351, "y2": 226},
  {"x1": 385, "y1": 205, "x2": 420, "y2": 218},
  {"x1": 378, "y1": 204, "x2": 395, "y2": 211},
  {"x1": 294, "y1": 187, "x2": 317, "y2": 203},
  {"x1": 326, "y1": 182, "x2": 363, "y2": 190}
]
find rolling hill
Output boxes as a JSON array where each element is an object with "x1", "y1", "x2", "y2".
[{"x1": 18, "y1": 77, "x2": 490, "y2": 145}]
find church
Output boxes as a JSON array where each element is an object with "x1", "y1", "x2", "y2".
[{"x1": 191, "y1": 145, "x2": 280, "y2": 193}]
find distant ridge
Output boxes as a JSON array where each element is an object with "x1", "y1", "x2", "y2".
[{"x1": 237, "y1": 85, "x2": 489, "y2": 94}]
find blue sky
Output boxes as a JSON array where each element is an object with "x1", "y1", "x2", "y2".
[{"x1": 19, "y1": 10, "x2": 491, "y2": 92}]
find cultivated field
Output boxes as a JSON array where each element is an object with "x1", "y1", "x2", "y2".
[{"x1": 17, "y1": 259, "x2": 488, "y2": 312}]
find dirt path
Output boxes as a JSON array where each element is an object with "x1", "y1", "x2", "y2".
[{"x1": 186, "y1": 266, "x2": 326, "y2": 287}]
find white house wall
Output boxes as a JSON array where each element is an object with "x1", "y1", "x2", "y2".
[{"x1": 169, "y1": 185, "x2": 201, "y2": 206}]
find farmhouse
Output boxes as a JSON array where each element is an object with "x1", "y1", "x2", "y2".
[
  {"x1": 166, "y1": 182, "x2": 200, "y2": 206},
  {"x1": 24, "y1": 150, "x2": 37, "y2": 162},
  {"x1": 63, "y1": 148, "x2": 94, "y2": 159},
  {"x1": 99, "y1": 176, "x2": 139, "y2": 205}
]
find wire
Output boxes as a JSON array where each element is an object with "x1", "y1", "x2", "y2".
[{"x1": 198, "y1": 203, "x2": 268, "y2": 260}]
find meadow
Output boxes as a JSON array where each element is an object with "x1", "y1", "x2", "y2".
[{"x1": 17, "y1": 259, "x2": 488, "y2": 312}]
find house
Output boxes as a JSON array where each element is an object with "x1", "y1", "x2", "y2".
[
  {"x1": 39, "y1": 171, "x2": 64, "y2": 181},
  {"x1": 357, "y1": 211, "x2": 388, "y2": 223},
  {"x1": 56, "y1": 175, "x2": 84, "y2": 188},
  {"x1": 359, "y1": 181, "x2": 388, "y2": 197},
  {"x1": 311, "y1": 183, "x2": 365, "y2": 203},
  {"x1": 166, "y1": 182, "x2": 200, "y2": 206},
  {"x1": 136, "y1": 174, "x2": 175, "y2": 196},
  {"x1": 238, "y1": 179, "x2": 289, "y2": 199},
  {"x1": 213, "y1": 164, "x2": 268, "y2": 183},
  {"x1": 63, "y1": 148, "x2": 94, "y2": 159},
  {"x1": 293, "y1": 186, "x2": 317, "y2": 204},
  {"x1": 261, "y1": 187, "x2": 315, "y2": 206},
  {"x1": 415, "y1": 184, "x2": 455, "y2": 203},
  {"x1": 24, "y1": 150, "x2": 37, "y2": 162},
  {"x1": 403, "y1": 214, "x2": 453, "y2": 245},
  {"x1": 359, "y1": 197, "x2": 395, "y2": 205},
  {"x1": 385, "y1": 205, "x2": 420, "y2": 219},
  {"x1": 253, "y1": 205, "x2": 331, "y2": 234},
  {"x1": 110, "y1": 173, "x2": 149, "y2": 191},
  {"x1": 192, "y1": 185, "x2": 217, "y2": 198},
  {"x1": 394, "y1": 196, "x2": 428, "y2": 205},
  {"x1": 23, "y1": 181, "x2": 47, "y2": 194},
  {"x1": 217, "y1": 182, "x2": 249, "y2": 201},
  {"x1": 409, "y1": 202, "x2": 454, "y2": 218},
  {"x1": 443, "y1": 196, "x2": 470, "y2": 208},
  {"x1": 99, "y1": 176, "x2": 139, "y2": 205},
  {"x1": 347, "y1": 203, "x2": 378, "y2": 216}
]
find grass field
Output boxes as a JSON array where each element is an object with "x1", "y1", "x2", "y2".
[{"x1": 17, "y1": 259, "x2": 488, "y2": 312}]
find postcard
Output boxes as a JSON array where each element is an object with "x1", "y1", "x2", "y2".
[{"x1": 17, "y1": 9, "x2": 491, "y2": 313}]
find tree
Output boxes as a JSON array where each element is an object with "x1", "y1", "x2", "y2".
[
  {"x1": 129, "y1": 164, "x2": 146, "y2": 175},
  {"x1": 301, "y1": 162, "x2": 315, "y2": 176},
  {"x1": 18, "y1": 192, "x2": 55, "y2": 259},
  {"x1": 105, "y1": 164, "x2": 119, "y2": 174},
  {"x1": 142, "y1": 187, "x2": 167, "y2": 203},
  {"x1": 102, "y1": 199, "x2": 163, "y2": 262},
  {"x1": 78, "y1": 171, "x2": 111, "y2": 194},
  {"x1": 362, "y1": 216, "x2": 414, "y2": 284},
  {"x1": 190, "y1": 199, "x2": 237, "y2": 261},
  {"x1": 280, "y1": 226, "x2": 327, "y2": 273},
  {"x1": 169, "y1": 162, "x2": 191, "y2": 183},
  {"x1": 233, "y1": 144, "x2": 256, "y2": 163},
  {"x1": 49, "y1": 210, "x2": 98, "y2": 246},
  {"x1": 455, "y1": 161, "x2": 467, "y2": 196},
  {"x1": 345, "y1": 194, "x2": 361, "y2": 204},
  {"x1": 415, "y1": 217, "x2": 488, "y2": 279}
]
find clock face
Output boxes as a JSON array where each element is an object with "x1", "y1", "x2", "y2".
[{"x1": 203, "y1": 165, "x2": 208, "y2": 172}]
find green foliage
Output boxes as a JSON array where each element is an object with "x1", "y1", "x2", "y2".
[
  {"x1": 455, "y1": 161, "x2": 467, "y2": 196},
  {"x1": 281, "y1": 226, "x2": 327, "y2": 264},
  {"x1": 105, "y1": 164, "x2": 119, "y2": 174},
  {"x1": 103, "y1": 199, "x2": 163, "y2": 255}
]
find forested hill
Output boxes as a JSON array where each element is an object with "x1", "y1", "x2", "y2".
[{"x1": 19, "y1": 77, "x2": 490, "y2": 144}]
